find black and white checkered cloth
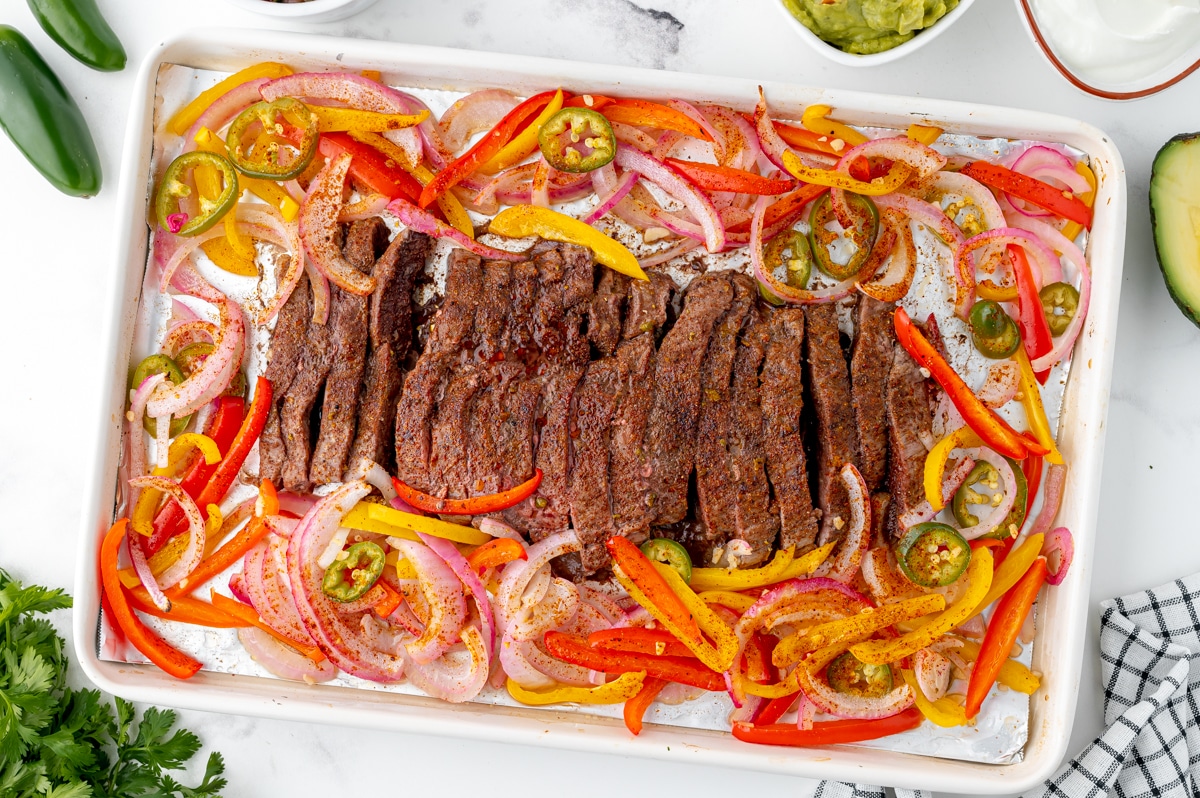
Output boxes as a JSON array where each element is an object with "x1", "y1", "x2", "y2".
[{"x1": 816, "y1": 573, "x2": 1200, "y2": 798}]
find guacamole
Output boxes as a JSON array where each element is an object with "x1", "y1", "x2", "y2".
[{"x1": 782, "y1": 0, "x2": 959, "y2": 55}]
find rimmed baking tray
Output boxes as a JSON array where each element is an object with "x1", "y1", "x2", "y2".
[{"x1": 73, "y1": 27, "x2": 1127, "y2": 793}]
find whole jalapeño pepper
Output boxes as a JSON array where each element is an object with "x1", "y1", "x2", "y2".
[{"x1": 27, "y1": 0, "x2": 126, "y2": 71}]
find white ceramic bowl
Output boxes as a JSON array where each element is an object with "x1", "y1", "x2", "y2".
[
  {"x1": 219, "y1": 0, "x2": 379, "y2": 23},
  {"x1": 775, "y1": 0, "x2": 977, "y2": 66}
]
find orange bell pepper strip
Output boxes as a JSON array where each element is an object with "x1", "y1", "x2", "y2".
[
  {"x1": 208, "y1": 590, "x2": 326, "y2": 663},
  {"x1": 372, "y1": 579, "x2": 403, "y2": 619},
  {"x1": 769, "y1": 118, "x2": 843, "y2": 155},
  {"x1": 165, "y1": 515, "x2": 270, "y2": 598},
  {"x1": 601, "y1": 98, "x2": 712, "y2": 142},
  {"x1": 543, "y1": 631, "x2": 724, "y2": 692},
  {"x1": 727, "y1": 183, "x2": 828, "y2": 234},
  {"x1": 100, "y1": 520, "x2": 203, "y2": 679},
  {"x1": 255, "y1": 477, "x2": 280, "y2": 517},
  {"x1": 481, "y1": 88, "x2": 566, "y2": 173},
  {"x1": 588, "y1": 627, "x2": 697, "y2": 659},
  {"x1": 606, "y1": 535, "x2": 702, "y2": 645},
  {"x1": 126, "y1": 585, "x2": 244, "y2": 628},
  {"x1": 418, "y1": 90, "x2": 557, "y2": 208},
  {"x1": 894, "y1": 308, "x2": 1045, "y2": 460},
  {"x1": 664, "y1": 158, "x2": 793, "y2": 195},
  {"x1": 965, "y1": 557, "x2": 1048, "y2": 718},
  {"x1": 466, "y1": 538, "x2": 527, "y2": 574},
  {"x1": 564, "y1": 94, "x2": 614, "y2": 111},
  {"x1": 960, "y1": 160, "x2": 1092, "y2": 229},
  {"x1": 732, "y1": 708, "x2": 922, "y2": 748},
  {"x1": 392, "y1": 469, "x2": 543, "y2": 515},
  {"x1": 624, "y1": 676, "x2": 668, "y2": 736},
  {"x1": 168, "y1": 62, "x2": 294, "y2": 136}
]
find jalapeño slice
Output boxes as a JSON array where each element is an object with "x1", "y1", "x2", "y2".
[
  {"x1": 951, "y1": 457, "x2": 1027, "y2": 540},
  {"x1": 175, "y1": 342, "x2": 247, "y2": 399},
  {"x1": 640, "y1": 537, "x2": 693, "y2": 583},
  {"x1": 895, "y1": 522, "x2": 971, "y2": 588},
  {"x1": 130, "y1": 354, "x2": 190, "y2": 438},
  {"x1": 321, "y1": 541, "x2": 386, "y2": 602},
  {"x1": 809, "y1": 191, "x2": 879, "y2": 280},
  {"x1": 154, "y1": 151, "x2": 239, "y2": 237},
  {"x1": 826, "y1": 652, "x2": 893, "y2": 699},
  {"x1": 537, "y1": 108, "x2": 616, "y2": 173},
  {"x1": 1040, "y1": 281, "x2": 1080, "y2": 337},
  {"x1": 968, "y1": 299, "x2": 1022, "y2": 359},
  {"x1": 765, "y1": 229, "x2": 813, "y2": 290},
  {"x1": 227, "y1": 97, "x2": 318, "y2": 180}
]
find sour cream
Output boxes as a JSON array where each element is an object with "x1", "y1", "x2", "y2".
[{"x1": 1028, "y1": 0, "x2": 1200, "y2": 86}]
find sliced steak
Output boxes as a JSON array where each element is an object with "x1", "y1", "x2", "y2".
[
  {"x1": 729, "y1": 312, "x2": 779, "y2": 566},
  {"x1": 260, "y1": 270, "x2": 311, "y2": 484},
  {"x1": 467, "y1": 362, "x2": 524, "y2": 496},
  {"x1": 622, "y1": 272, "x2": 674, "y2": 340},
  {"x1": 280, "y1": 292, "x2": 336, "y2": 493},
  {"x1": 475, "y1": 260, "x2": 513, "y2": 362},
  {"x1": 851, "y1": 297, "x2": 895, "y2": 493},
  {"x1": 588, "y1": 269, "x2": 629, "y2": 357},
  {"x1": 644, "y1": 272, "x2": 735, "y2": 525},
  {"x1": 428, "y1": 365, "x2": 483, "y2": 499},
  {"x1": 506, "y1": 260, "x2": 539, "y2": 356},
  {"x1": 569, "y1": 359, "x2": 623, "y2": 573},
  {"x1": 495, "y1": 376, "x2": 540, "y2": 490},
  {"x1": 760, "y1": 308, "x2": 819, "y2": 552},
  {"x1": 805, "y1": 302, "x2": 862, "y2": 544},
  {"x1": 886, "y1": 344, "x2": 932, "y2": 540}
]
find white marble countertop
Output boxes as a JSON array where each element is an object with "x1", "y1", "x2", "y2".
[{"x1": 2, "y1": 0, "x2": 1197, "y2": 795}]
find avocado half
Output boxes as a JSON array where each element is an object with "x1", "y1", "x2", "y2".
[{"x1": 1150, "y1": 132, "x2": 1200, "y2": 327}]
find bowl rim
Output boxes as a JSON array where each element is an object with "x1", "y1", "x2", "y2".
[
  {"x1": 1015, "y1": 0, "x2": 1200, "y2": 100},
  {"x1": 219, "y1": 0, "x2": 366, "y2": 17}
]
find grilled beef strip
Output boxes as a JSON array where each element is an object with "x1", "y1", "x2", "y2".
[
  {"x1": 851, "y1": 297, "x2": 896, "y2": 494},
  {"x1": 644, "y1": 272, "x2": 735, "y2": 525},
  {"x1": 475, "y1": 260, "x2": 513, "y2": 362},
  {"x1": 622, "y1": 271, "x2": 674, "y2": 339},
  {"x1": 349, "y1": 230, "x2": 431, "y2": 473},
  {"x1": 886, "y1": 343, "x2": 933, "y2": 540},
  {"x1": 569, "y1": 358, "x2": 623, "y2": 573},
  {"x1": 259, "y1": 269, "x2": 311, "y2": 484},
  {"x1": 759, "y1": 308, "x2": 820, "y2": 552},
  {"x1": 730, "y1": 312, "x2": 780, "y2": 566},
  {"x1": 805, "y1": 302, "x2": 863, "y2": 544},
  {"x1": 428, "y1": 365, "x2": 484, "y2": 499},
  {"x1": 588, "y1": 269, "x2": 629, "y2": 357},
  {"x1": 308, "y1": 219, "x2": 385, "y2": 485}
]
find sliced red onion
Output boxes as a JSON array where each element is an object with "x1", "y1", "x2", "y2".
[
  {"x1": 276, "y1": 492, "x2": 316, "y2": 518},
  {"x1": 161, "y1": 320, "x2": 217, "y2": 356},
  {"x1": 418, "y1": 532, "x2": 496, "y2": 653},
  {"x1": 752, "y1": 88, "x2": 791, "y2": 171},
  {"x1": 473, "y1": 163, "x2": 537, "y2": 213},
  {"x1": 300, "y1": 153, "x2": 376, "y2": 296},
  {"x1": 404, "y1": 625, "x2": 490, "y2": 703},
  {"x1": 129, "y1": 475, "x2": 205, "y2": 591},
  {"x1": 438, "y1": 89, "x2": 518, "y2": 155},
  {"x1": 1030, "y1": 464, "x2": 1067, "y2": 537},
  {"x1": 391, "y1": 539, "x2": 468, "y2": 665},
  {"x1": 898, "y1": 457, "x2": 977, "y2": 531},
  {"x1": 611, "y1": 121, "x2": 658, "y2": 153},
  {"x1": 495, "y1": 530, "x2": 581, "y2": 630},
  {"x1": 494, "y1": 173, "x2": 593, "y2": 207},
  {"x1": 667, "y1": 99, "x2": 721, "y2": 152},
  {"x1": 509, "y1": 577, "x2": 578, "y2": 642},
  {"x1": 238, "y1": 627, "x2": 338, "y2": 683},
  {"x1": 126, "y1": 373, "x2": 166, "y2": 508},
  {"x1": 383, "y1": 89, "x2": 450, "y2": 170},
  {"x1": 388, "y1": 495, "x2": 423, "y2": 515},
  {"x1": 182, "y1": 78, "x2": 270, "y2": 153},
  {"x1": 838, "y1": 136, "x2": 947, "y2": 180},
  {"x1": 750, "y1": 194, "x2": 855, "y2": 304},
  {"x1": 259, "y1": 533, "x2": 312, "y2": 642},
  {"x1": 813, "y1": 464, "x2": 871, "y2": 582},
  {"x1": 228, "y1": 572, "x2": 251, "y2": 605},
  {"x1": 615, "y1": 145, "x2": 725, "y2": 253},
  {"x1": 640, "y1": 238, "x2": 702, "y2": 269},
  {"x1": 332, "y1": 583, "x2": 389, "y2": 615},
  {"x1": 796, "y1": 658, "x2": 914, "y2": 720},
  {"x1": 499, "y1": 635, "x2": 556, "y2": 689},
  {"x1": 346, "y1": 458, "x2": 397, "y2": 501},
  {"x1": 977, "y1": 360, "x2": 1021, "y2": 408},
  {"x1": 303, "y1": 258, "x2": 331, "y2": 325},
  {"x1": 958, "y1": 614, "x2": 987, "y2": 640},
  {"x1": 858, "y1": 210, "x2": 917, "y2": 303},
  {"x1": 699, "y1": 103, "x2": 753, "y2": 171},
  {"x1": 316, "y1": 525, "x2": 352, "y2": 570},
  {"x1": 339, "y1": 193, "x2": 391, "y2": 223},
  {"x1": 386, "y1": 197, "x2": 524, "y2": 262},
  {"x1": 262, "y1": 71, "x2": 407, "y2": 115},
  {"x1": 585, "y1": 165, "x2": 638, "y2": 224},
  {"x1": 914, "y1": 648, "x2": 952, "y2": 701},
  {"x1": 1005, "y1": 146, "x2": 1090, "y2": 219},
  {"x1": 158, "y1": 227, "x2": 229, "y2": 293},
  {"x1": 926, "y1": 170, "x2": 1007, "y2": 271},
  {"x1": 478, "y1": 517, "x2": 523, "y2": 541},
  {"x1": 1042, "y1": 527, "x2": 1074, "y2": 586},
  {"x1": 796, "y1": 694, "x2": 817, "y2": 730},
  {"x1": 531, "y1": 156, "x2": 551, "y2": 208},
  {"x1": 957, "y1": 448, "x2": 1018, "y2": 541},
  {"x1": 576, "y1": 584, "x2": 625, "y2": 627},
  {"x1": 127, "y1": 533, "x2": 170, "y2": 612}
]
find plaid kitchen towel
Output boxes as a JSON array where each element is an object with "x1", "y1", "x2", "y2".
[{"x1": 816, "y1": 572, "x2": 1200, "y2": 798}]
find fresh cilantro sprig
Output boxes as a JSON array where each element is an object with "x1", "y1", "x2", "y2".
[{"x1": 0, "y1": 568, "x2": 226, "y2": 797}]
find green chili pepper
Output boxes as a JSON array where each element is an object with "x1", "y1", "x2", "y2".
[
  {"x1": 154, "y1": 151, "x2": 239, "y2": 236},
  {"x1": 226, "y1": 98, "x2": 318, "y2": 180},
  {"x1": 1039, "y1": 281, "x2": 1079, "y2": 337},
  {"x1": 537, "y1": 108, "x2": 617, "y2": 173},
  {"x1": 0, "y1": 26, "x2": 101, "y2": 197},
  {"x1": 951, "y1": 458, "x2": 1027, "y2": 540},
  {"x1": 826, "y1": 651, "x2": 893, "y2": 698},
  {"x1": 130, "y1": 354, "x2": 190, "y2": 438},
  {"x1": 175, "y1": 343, "x2": 247, "y2": 399},
  {"x1": 808, "y1": 192, "x2": 879, "y2": 280},
  {"x1": 968, "y1": 299, "x2": 1022, "y2": 358},
  {"x1": 766, "y1": 229, "x2": 813, "y2": 288},
  {"x1": 321, "y1": 541, "x2": 386, "y2": 602},
  {"x1": 894, "y1": 522, "x2": 971, "y2": 588},
  {"x1": 639, "y1": 538, "x2": 692, "y2": 583},
  {"x1": 27, "y1": 0, "x2": 125, "y2": 72}
]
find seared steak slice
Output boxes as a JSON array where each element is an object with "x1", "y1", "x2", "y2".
[
  {"x1": 467, "y1": 362, "x2": 524, "y2": 496},
  {"x1": 280, "y1": 293, "x2": 335, "y2": 493},
  {"x1": 760, "y1": 309, "x2": 819, "y2": 552},
  {"x1": 730, "y1": 313, "x2": 779, "y2": 566},
  {"x1": 886, "y1": 344, "x2": 932, "y2": 540},
  {"x1": 569, "y1": 359, "x2": 623, "y2": 573},
  {"x1": 476, "y1": 260, "x2": 513, "y2": 362},
  {"x1": 495, "y1": 376, "x2": 540, "y2": 490},
  {"x1": 693, "y1": 273, "x2": 754, "y2": 564},
  {"x1": 851, "y1": 297, "x2": 895, "y2": 493},
  {"x1": 622, "y1": 272, "x2": 674, "y2": 339},
  {"x1": 588, "y1": 269, "x2": 629, "y2": 357},
  {"x1": 645, "y1": 272, "x2": 735, "y2": 525},
  {"x1": 506, "y1": 260, "x2": 539, "y2": 356},
  {"x1": 260, "y1": 270, "x2": 311, "y2": 484},
  {"x1": 558, "y1": 242, "x2": 596, "y2": 312},
  {"x1": 428, "y1": 365, "x2": 483, "y2": 499},
  {"x1": 805, "y1": 302, "x2": 862, "y2": 544}
]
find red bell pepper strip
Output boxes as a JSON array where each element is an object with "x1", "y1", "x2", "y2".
[
  {"x1": 727, "y1": 183, "x2": 828, "y2": 234},
  {"x1": 466, "y1": 538, "x2": 527, "y2": 574},
  {"x1": 965, "y1": 557, "x2": 1048, "y2": 718},
  {"x1": 318, "y1": 132, "x2": 422, "y2": 202},
  {"x1": 960, "y1": 160, "x2": 1092, "y2": 229},
  {"x1": 148, "y1": 395, "x2": 245, "y2": 553},
  {"x1": 419, "y1": 90, "x2": 556, "y2": 208},
  {"x1": 189, "y1": 377, "x2": 272, "y2": 524},
  {"x1": 732, "y1": 708, "x2": 923, "y2": 747},
  {"x1": 664, "y1": 159, "x2": 793, "y2": 195},
  {"x1": 624, "y1": 676, "x2": 668, "y2": 736},
  {"x1": 1023, "y1": 452, "x2": 1045, "y2": 523},
  {"x1": 756, "y1": 693, "x2": 800, "y2": 725},
  {"x1": 166, "y1": 516, "x2": 270, "y2": 598},
  {"x1": 588, "y1": 627, "x2": 697, "y2": 659},
  {"x1": 1009, "y1": 245, "x2": 1054, "y2": 384},
  {"x1": 391, "y1": 469, "x2": 543, "y2": 515},
  {"x1": 373, "y1": 578, "x2": 403, "y2": 619},
  {"x1": 606, "y1": 535, "x2": 702, "y2": 644},
  {"x1": 564, "y1": 94, "x2": 614, "y2": 111},
  {"x1": 744, "y1": 632, "x2": 775, "y2": 684},
  {"x1": 100, "y1": 519, "x2": 202, "y2": 679},
  {"x1": 601, "y1": 98, "x2": 712, "y2": 142},
  {"x1": 544, "y1": 631, "x2": 725, "y2": 692},
  {"x1": 894, "y1": 308, "x2": 1046, "y2": 460}
]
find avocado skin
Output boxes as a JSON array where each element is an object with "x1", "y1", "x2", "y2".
[{"x1": 1150, "y1": 132, "x2": 1200, "y2": 328}]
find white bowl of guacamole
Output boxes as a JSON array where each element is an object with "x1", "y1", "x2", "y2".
[{"x1": 777, "y1": 0, "x2": 977, "y2": 65}]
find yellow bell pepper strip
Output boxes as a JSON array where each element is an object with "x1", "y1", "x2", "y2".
[
  {"x1": 777, "y1": 541, "x2": 836, "y2": 581},
  {"x1": 965, "y1": 533, "x2": 1045, "y2": 623},
  {"x1": 650, "y1": 562, "x2": 741, "y2": 673},
  {"x1": 925, "y1": 427, "x2": 983, "y2": 510},
  {"x1": 965, "y1": 557, "x2": 1047, "y2": 717},
  {"x1": 360, "y1": 69, "x2": 382, "y2": 83},
  {"x1": 490, "y1": 205, "x2": 648, "y2": 281},
  {"x1": 851, "y1": 547, "x2": 994, "y2": 665},
  {"x1": 902, "y1": 669, "x2": 969, "y2": 727},
  {"x1": 896, "y1": 307, "x2": 1047, "y2": 460},
  {"x1": 309, "y1": 105, "x2": 429, "y2": 134},
  {"x1": 481, "y1": 88, "x2": 565, "y2": 173},
  {"x1": 224, "y1": 211, "x2": 255, "y2": 258},
  {"x1": 801, "y1": 104, "x2": 869, "y2": 148},
  {"x1": 781, "y1": 149, "x2": 910, "y2": 196},
  {"x1": 688, "y1": 547, "x2": 795, "y2": 592},
  {"x1": 194, "y1": 127, "x2": 300, "y2": 221},
  {"x1": 907, "y1": 124, "x2": 943, "y2": 146},
  {"x1": 1061, "y1": 161, "x2": 1096, "y2": 241},
  {"x1": 772, "y1": 592, "x2": 947, "y2": 668},
  {"x1": 506, "y1": 671, "x2": 647, "y2": 706},
  {"x1": 384, "y1": 549, "x2": 419, "y2": 580},
  {"x1": 698, "y1": 591, "x2": 757, "y2": 614},
  {"x1": 607, "y1": 535, "x2": 701, "y2": 644},
  {"x1": 976, "y1": 280, "x2": 1020, "y2": 302},
  {"x1": 130, "y1": 433, "x2": 223, "y2": 537},
  {"x1": 956, "y1": 638, "x2": 1041, "y2": 694},
  {"x1": 168, "y1": 62, "x2": 294, "y2": 137},
  {"x1": 202, "y1": 235, "x2": 258, "y2": 277},
  {"x1": 344, "y1": 502, "x2": 491, "y2": 545},
  {"x1": 1015, "y1": 348, "x2": 1065, "y2": 465}
]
